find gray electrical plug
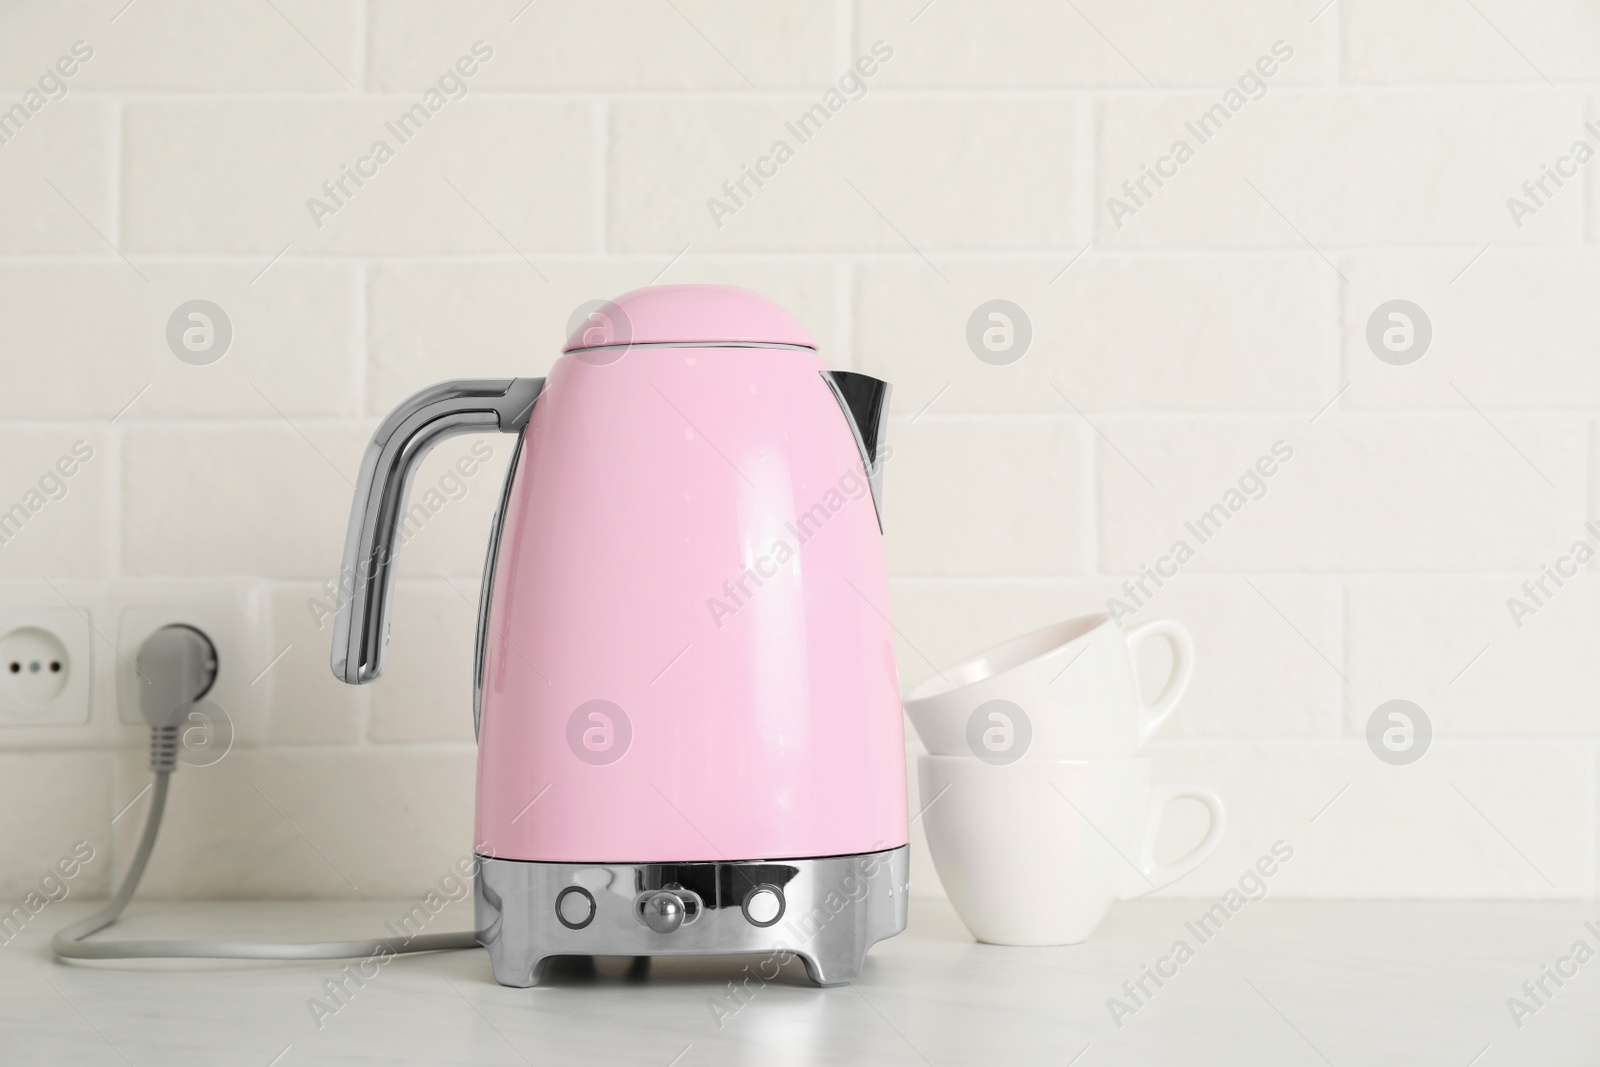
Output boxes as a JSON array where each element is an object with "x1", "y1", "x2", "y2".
[{"x1": 135, "y1": 625, "x2": 218, "y2": 771}]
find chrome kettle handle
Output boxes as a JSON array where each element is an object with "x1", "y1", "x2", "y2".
[{"x1": 331, "y1": 378, "x2": 544, "y2": 685}]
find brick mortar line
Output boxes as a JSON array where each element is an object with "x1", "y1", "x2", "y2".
[
  {"x1": 0, "y1": 248, "x2": 1583, "y2": 262},
  {"x1": 51, "y1": 737, "x2": 1600, "y2": 754},
  {"x1": 1331, "y1": 580, "x2": 1348, "y2": 740},
  {"x1": 93, "y1": 573, "x2": 1600, "y2": 584},
  {"x1": 22, "y1": 84, "x2": 1600, "y2": 99},
  {"x1": 353, "y1": 262, "x2": 369, "y2": 434},
  {"x1": 839, "y1": 0, "x2": 855, "y2": 74},
  {"x1": 1590, "y1": 747, "x2": 1599, "y2": 893},
  {"x1": 108, "y1": 100, "x2": 123, "y2": 248},
  {"x1": 1076, "y1": 95, "x2": 1096, "y2": 252},
  {"x1": 1082, "y1": 414, "x2": 1101, "y2": 576},
  {"x1": 354, "y1": 0, "x2": 370, "y2": 88},
  {"x1": 105, "y1": 424, "x2": 123, "y2": 585},
  {"x1": 1329, "y1": 0, "x2": 1343, "y2": 86},
  {"x1": 594, "y1": 98, "x2": 609, "y2": 255},
  {"x1": 838, "y1": 258, "x2": 855, "y2": 370},
  {"x1": 4, "y1": 411, "x2": 1598, "y2": 429},
  {"x1": 72, "y1": 574, "x2": 1600, "y2": 591},
  {"x1": 887, "y1": 573, "x2": 1600, "y2": 582}
]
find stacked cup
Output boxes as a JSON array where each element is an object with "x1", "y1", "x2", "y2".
[{"x1": 904, "y1": 613, "x2": 1225, "y2": 946}]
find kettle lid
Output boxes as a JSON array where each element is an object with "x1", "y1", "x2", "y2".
[{"x1": 563, "y1": 284, "x2": 817, "y2": 352}]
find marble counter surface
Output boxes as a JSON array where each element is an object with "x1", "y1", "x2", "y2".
[{"x1": 5, "y1": 895, "x2": 1596, "y2": 1065}]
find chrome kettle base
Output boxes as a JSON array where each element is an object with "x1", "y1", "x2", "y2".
[{"x1": 474, "y1": 845, "x2": 909, "y2": 987}]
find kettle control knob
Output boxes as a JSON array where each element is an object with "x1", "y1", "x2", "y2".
[
  {"x1": 741, "y1": 884, "x2": 785, "y2": 927},
  {"x1": 640, "y1": 891, "x2": 685, "y2": 934},
  {"x1": 555, "y1": 886, "x2": 596, "y2": 930}
]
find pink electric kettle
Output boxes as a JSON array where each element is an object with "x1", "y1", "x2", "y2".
[{"x1": 331, "y1": 285, "x2": 908, "y2": 986}]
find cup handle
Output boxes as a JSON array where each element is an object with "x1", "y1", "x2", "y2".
[
  {"x1": 1118, "y1": 784, "x2": 1225, "y2": 900},
  {"x1": 1124, "y1": 618, "x2": 1195, "y2": 746}
]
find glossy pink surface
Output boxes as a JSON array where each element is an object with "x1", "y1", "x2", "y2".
[
  {"x1": 563, "y1": 284, "x2": 817, "y2": 351},
  {"x1": 478, "y1": 296, "x2": 905, "y2": 863}
]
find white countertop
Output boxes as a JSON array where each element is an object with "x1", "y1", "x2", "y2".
[{"x1": 5, "y1": 896, "x2": 1597, "y2": 1065}]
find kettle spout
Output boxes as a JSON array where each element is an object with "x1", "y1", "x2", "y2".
[{"x1": 823, "y1": 371, "x2": 892, "y2": 528}]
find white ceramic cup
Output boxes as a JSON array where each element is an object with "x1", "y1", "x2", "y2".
[
  {"x1": 904, "y1": 613, "x2": 1194, "y2": 760},
  {"x1": 917, "y1": 755, "x2": 1224, "y2": 946}
]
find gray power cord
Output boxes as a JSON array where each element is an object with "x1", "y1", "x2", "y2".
[{"x1": 52, "y1": 625, "x2": 478, "y2": 962}]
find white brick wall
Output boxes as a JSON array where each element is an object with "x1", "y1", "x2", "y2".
[{"x1": 1, "y1": 0, "x2": 1598, "y2": 902}]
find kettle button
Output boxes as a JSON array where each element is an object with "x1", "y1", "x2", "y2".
[
  {"x1": 555, "y1": 886, "x2": 596, "y2": 930},
  {"x1": 639, "y1": 891, "x2": 686, "y2": 934},
  {"x1": 741, "y1": 885, "x2": 784, "y2": 927}
]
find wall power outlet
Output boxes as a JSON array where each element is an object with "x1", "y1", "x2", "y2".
[
  {"x1": 0, "y1": 606, "x2": 92, "y2": 726},
  {"x1": 111, "y1": 580, "x2": 273, "y2": 750},
  {"x1": 0, "y1": 579, "x2": 273, "y2": 751}
]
